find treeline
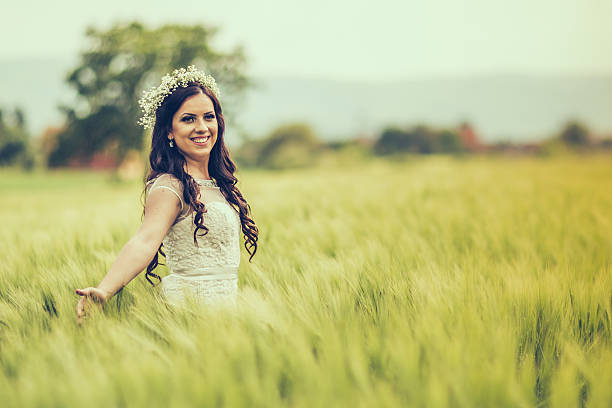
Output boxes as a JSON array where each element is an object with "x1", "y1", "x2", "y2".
[
  {"x1": 233, "y1": 119, "x2": 611, "y2": 169},
  {"x1": 2, "y1": 109, "x2": 610, "y2": 172},
  {"x1": 234, "y1": 122, "x2": 477, "y2": 169},
  {"x1": 374, "y1": 123, "x2": 478, "y2": 155}
]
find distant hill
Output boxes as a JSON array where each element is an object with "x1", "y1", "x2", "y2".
[{"x1": 1, "y1": 57, "x2": 611, "y2": 143}]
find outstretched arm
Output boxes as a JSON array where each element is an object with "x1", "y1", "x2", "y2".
[{"x1": 75, "y1": 187, "x2": 182, "y2": 323}]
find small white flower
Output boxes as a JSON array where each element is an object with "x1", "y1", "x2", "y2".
[{"x1": 137, "y1": 65, "x2": 221, "y2": 130}]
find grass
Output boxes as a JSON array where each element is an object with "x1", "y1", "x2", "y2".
[{"x1": 0, "y1": 155, "x2": 611, "y2": 407}]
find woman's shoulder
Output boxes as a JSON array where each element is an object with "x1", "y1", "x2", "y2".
[
  {"x1": 146, "y1": 173, "x2": 186, "y2": 203},
  {"x1": 147, "y1": 173, "x2": 184, "y2": 189},
  {"x1": 146, "y1": 173, "x2": 187, "y2": 214}
]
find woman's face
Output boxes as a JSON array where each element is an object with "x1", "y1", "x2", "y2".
[{"x1": 169, "y1": 91, "x2": 218, "y2": 164}]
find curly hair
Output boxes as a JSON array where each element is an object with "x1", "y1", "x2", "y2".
[{"x1": 143, "y1": 83, "x2": 258, "y2": 286}]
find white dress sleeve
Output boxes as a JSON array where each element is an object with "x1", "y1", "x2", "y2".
[{"x1": 146, "y1": 174, "x2": 188, "y2": 218}]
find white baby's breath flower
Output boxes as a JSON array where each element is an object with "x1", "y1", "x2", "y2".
[{"x1": 137, "y1": 65, "x2": 221, "y2": 130}]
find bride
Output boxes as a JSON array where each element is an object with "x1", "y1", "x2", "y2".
[{"x1": 75, "y1": 66, "x2": 258, "y2": 322}]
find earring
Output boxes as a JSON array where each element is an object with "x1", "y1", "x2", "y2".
[{"x1": 169, "y1": 139, "x2": 174, "y2": 147}]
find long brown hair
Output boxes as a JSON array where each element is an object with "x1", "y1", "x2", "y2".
[{"x1": 143, "y1": 83, "x2": 258, "y2": 286}]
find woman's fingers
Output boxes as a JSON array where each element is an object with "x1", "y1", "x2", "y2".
[
  {"x1": 75, "y1": 287, "x2": 109, "y2": 325},
  {"x1": 76, "y1": 290, "x2": 86, "y2": 314},
  {"x1": 75, "y1": 287, "x2": 97, "y2": 324},
  {"x1": 76, "y1": 288, "x2": 91, "y2": 296},
  {"x1": 76, "y1": 296, "x2": 86, "y2": 325},
  {"x1": 76, "y1": 287, "x2": 107, "y2": 303},
  {"x1": 76, "y1": 296, "x2": 84, "y2": 314}
]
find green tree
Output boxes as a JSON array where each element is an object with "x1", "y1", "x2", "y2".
[
  {"x1": 257, "y1": 123, "x2": 321, "y2": 169},
  {"x1": 438, "y1": 130, "x2": 464, "y2": 153},
  {"x1": 374, "y1": 127, "x2": 409, "y2": 155},
  {"x1": 410, "y1": 125, "x2": 437, "y2": 154},
  {"x1": 375, "y1": 125, "x2": 440, "y2": 154},
  {"x1": 48, "y1": 22, "x2": 249, "y2": 167},
  {"x1": 0, "y1": 107, "x2": 34, "y2": 169},
  {"x1": 559, "y1": 121, "x2": 590, "y2": 146}
]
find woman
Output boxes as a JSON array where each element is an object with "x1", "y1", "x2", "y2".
[{"x1": 75, "y1": 66, "x2": 258, "y2": 323}]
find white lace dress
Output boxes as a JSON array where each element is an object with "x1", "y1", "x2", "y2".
[{"x1": 145, "y1": 174, "x2": 241, "y2": 307}]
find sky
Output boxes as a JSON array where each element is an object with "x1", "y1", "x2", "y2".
[{"x1": 3, "y1": 0, "x2": 611, "y2": 80}]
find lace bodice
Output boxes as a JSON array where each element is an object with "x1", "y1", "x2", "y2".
[{"x1": 145, "y1": 174, "x2": 241, "y2": 306}]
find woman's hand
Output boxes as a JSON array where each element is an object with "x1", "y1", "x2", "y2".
[
  {"x1": 75, "y1": 287, "x2": 111, "y2": 325},
  {"x1": 73, "y1": 182, "x2": 180, "y2": 325}
]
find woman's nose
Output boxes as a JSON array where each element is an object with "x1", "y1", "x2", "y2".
[{"x1": 194, "y1": 118, "x2": 206, "y2": 133}]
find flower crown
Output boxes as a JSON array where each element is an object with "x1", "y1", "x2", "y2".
[{"x1": 137, "y1": 65, "x2": 221, "y2": 130}]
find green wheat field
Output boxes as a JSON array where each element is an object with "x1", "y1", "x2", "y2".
[{"x1": 0, "y1": 155, "x2": 611, "y2": 407}]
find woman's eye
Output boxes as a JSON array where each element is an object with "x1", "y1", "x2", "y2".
[
  {"x1": 182, "y1": 117, "x2": 194, "y2": 123},
  {"x1": 205, "y1": 114, "x2": 215, "y2": 120}
]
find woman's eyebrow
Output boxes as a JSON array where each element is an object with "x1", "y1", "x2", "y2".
[{"x1": 181, "y1": 111, "x2": 214, "y2": 116}]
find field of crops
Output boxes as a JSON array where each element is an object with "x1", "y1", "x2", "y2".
[{"x1": 0, "y1": 155, "x2": 610, "y2": 407}]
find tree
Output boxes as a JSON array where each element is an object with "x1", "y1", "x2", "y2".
[
  {"x1": 410, "y1": 125, "x2": 437, "y2": 154},
  {"x1": 559, "y1": 121, "x2": 590, "y2": 146},
  {"x1": 0, "y1": 107, "x2": 34, "y2": 169},
  {"x1": 48, "y1": 22, "x2": 249, "y2": 167},
  {"x1": 374, "y1": 127, "x2": 410, "y2": 155},
  {"x1": 375, "y1": 125, "x2": 439, "y2": 154},
  {"x1": 438, "y1": 130, "x2": 464, "y2": 153},
  {"x1": 256, "y1": 123, "x2": 321, "y2": 169}
]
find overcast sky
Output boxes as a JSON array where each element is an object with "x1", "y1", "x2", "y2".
[{"x1": 3, "y1": 0, "x2": 611, "y2": 80}]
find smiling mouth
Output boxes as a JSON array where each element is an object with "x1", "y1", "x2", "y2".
[{"x1": 191, "y1": 136, "x2": 211, "y2": 145}]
